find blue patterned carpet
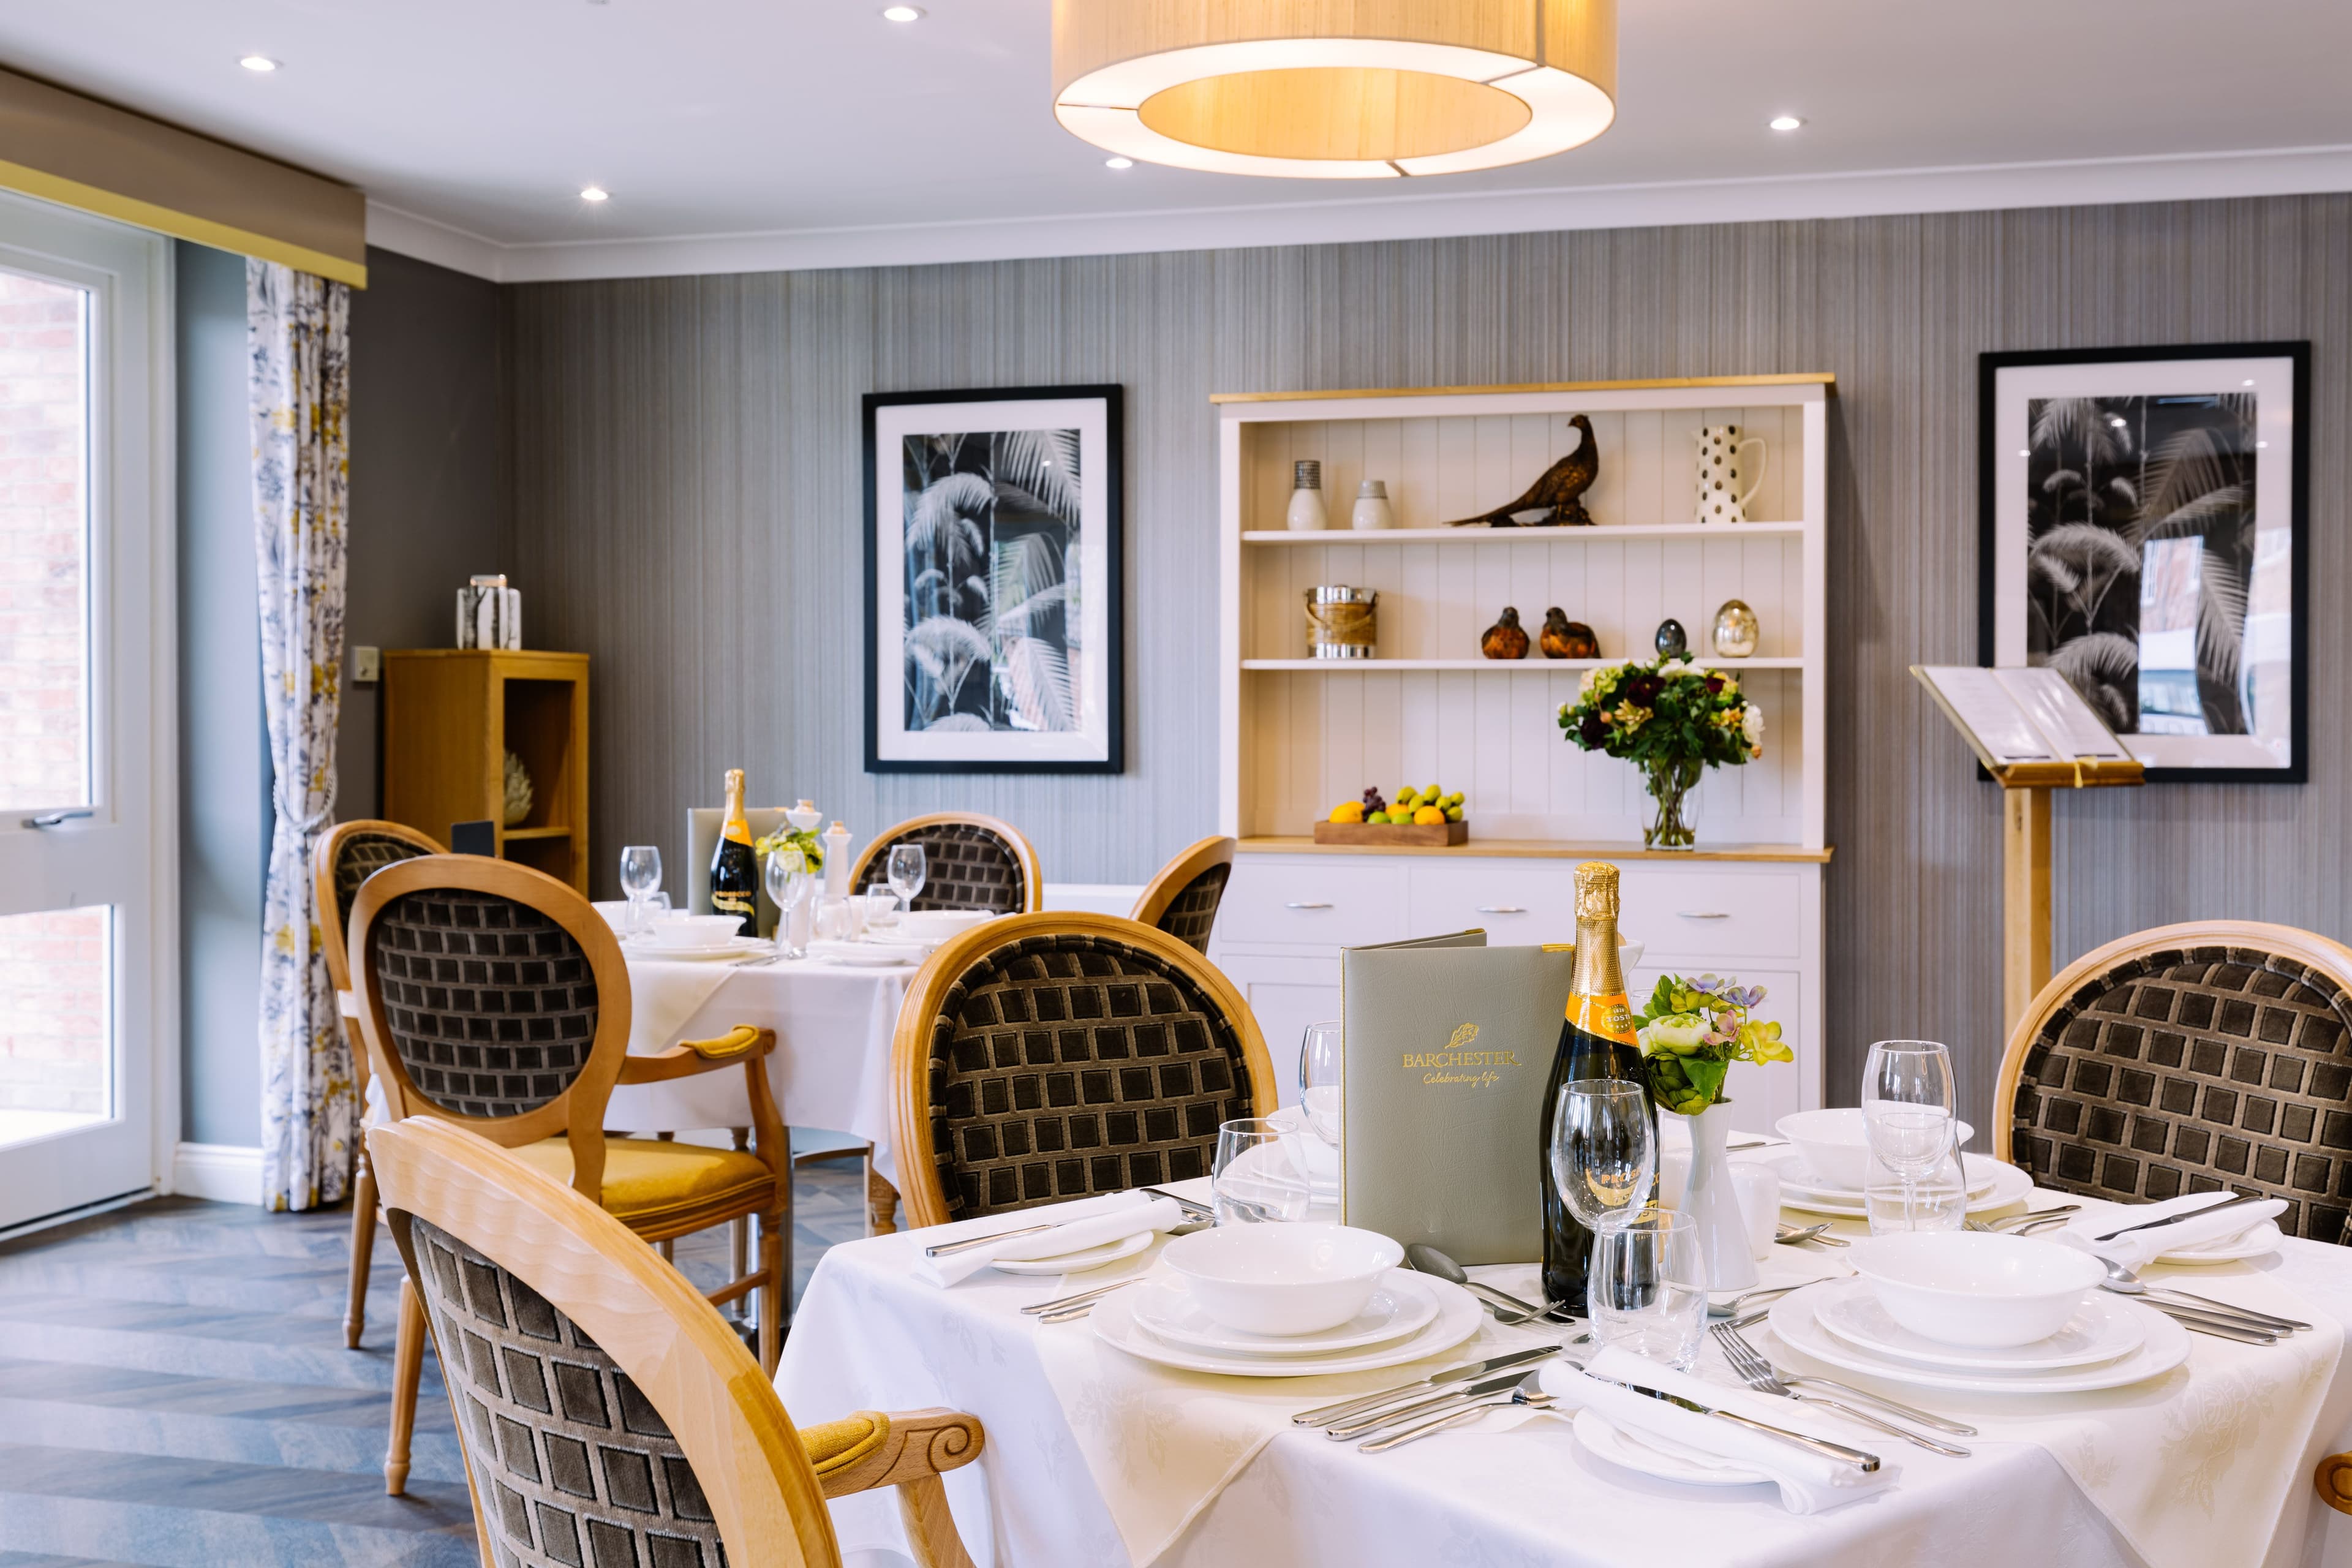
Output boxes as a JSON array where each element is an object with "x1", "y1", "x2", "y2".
[{"x1": 0, "y1": 1161, "x2": 867, "y2": 1566}]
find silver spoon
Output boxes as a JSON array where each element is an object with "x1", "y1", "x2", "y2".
[
  {"x1": 1405, "y1": 1243, "x2": 1578, "y2": 1327},
  {"x1": 1359, "y1": 1373, "x2": 1555, "y2": 1452},
  {"x1": 2096, "y1": 1256, "x2": 2309, "y2": 1332},
  {"x1": 1708, "y1": 1282, "x2": 1805, "y2": 1319},
  {"x1": 1774, "y1": 1223, "x2": 1838, "y2": 1248}
]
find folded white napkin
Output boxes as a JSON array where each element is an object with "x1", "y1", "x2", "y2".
[
  {"x1": 913, "y1": 1191, "x2": 1188, "y2": 1287},
  {"x1": 1541, "y1": 1347, "x2": 1898, "y2": 1513},
  {"x1": 2061, "y1": 1191, "x2": 2287, "y2": 1270}
]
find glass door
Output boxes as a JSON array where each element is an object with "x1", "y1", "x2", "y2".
[{"x1": 0, "y1": 196, "x2": 168, "y2": 1230}]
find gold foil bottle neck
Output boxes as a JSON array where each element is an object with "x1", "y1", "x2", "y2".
[{"x1": 1572, "y1": 861, "x2": 1621, "y2": 921}]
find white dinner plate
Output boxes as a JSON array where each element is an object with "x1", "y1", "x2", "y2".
[
  {"x1": 1767, "y1": 1286, "x2": 2188, "y2": 1394},
  {"x1": 807, "y1": 942, "x2": 918, "y2": 968},
  {"x1": 1811, "y1": 1278, "x2": 2145, "y2": 1371},
  {"x1": 1572, "y1": 1408, "x2": 1771, "y2": 1488},
  {"x1": 625, "y1": 936, "x2": 769, "y2": 962},
  {"x1": 1090, "y1": 1274, "x2": 1481, "y2": 1378},
  {"x1": 1129, "y1": 1271, "x2": 1439, "y2": 1355},
  {"x1": 1770, "y1": 1154, "x2": 2033, "y2": 1218},
  {"x1": 989, "y1": 1230, "x2": 1152, "y2": 1276},
  {"x1": 1762, "y1": 1149, "x2": 1998, "y2": 1203},
  {"x1": 2158, "y1": 1219, "x2": 2284, "y2": 1264}
]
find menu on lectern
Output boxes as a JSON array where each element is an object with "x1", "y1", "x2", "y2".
[{"x1": 1911, "y1": 665, "x2": 2134, "y2": 769}]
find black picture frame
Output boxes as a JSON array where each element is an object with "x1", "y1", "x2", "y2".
[
  {"x1": 863, "y1": 385, "x2": 1125, "y2": 775},
  {"x1": 1977, "y1": 341, "x2": 2309, "y2": 784}
]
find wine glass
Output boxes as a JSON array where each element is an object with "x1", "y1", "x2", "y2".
[
  {"x1": 1549, "y1": 1079, "x2": 1656, "y2": 1233},
  {"x1": 1862, "y1": 1040, "x2": 1958, "y2": 1233},
  {"x1": 1211, "y1": 1118, "x2": 1314, "y2": 1224},
  {"x1": 887, "y1": 844, "x2": 928, "y2": 913},
  {"x1": 1587, "y1": 1210, "x2": 1708, "y2": 1370},
  {"x1": 619, "y1": 845, "x2": 662, "y2": 936},
  {"x1": 764, "y1": 846, "x2": 815, "y2": 959},
  {"x1": 1297, "y1": 1021, "x2": 1341, "y2": 1145}
]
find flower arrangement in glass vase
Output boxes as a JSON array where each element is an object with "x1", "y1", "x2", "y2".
[
  {"x1": 1556, "y1": 656, "x2": 1763, "y2": 848},
  {"x1": 1636, "y1": 973, "x2": 1790, "y2": 1291}
]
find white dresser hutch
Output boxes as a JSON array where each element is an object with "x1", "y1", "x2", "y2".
[{"x1": 1205, "y1": 374, "x2": 1834, "y2": 1133}]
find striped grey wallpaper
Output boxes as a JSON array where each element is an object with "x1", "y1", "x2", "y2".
[{"x1": 503, "y1": 193, "x2": 2350, "y2": 1123}]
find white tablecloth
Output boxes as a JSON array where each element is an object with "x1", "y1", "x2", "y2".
[
  {"x1": 776, "y1": 1180, "x2": 2352, "y2": 1568},
  {"x1": 605, "y1": 956, "x2": 911, "y2": 1184}
]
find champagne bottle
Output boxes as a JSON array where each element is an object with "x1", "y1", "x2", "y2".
[
  {"x1": 710, "y1": 769, "x2": 758, "y2": 937},
  {"x1": 1538, "y1": 861, "x2": 1655, "y2": 1311}
]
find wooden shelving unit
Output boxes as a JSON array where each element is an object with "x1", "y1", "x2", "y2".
[{"x1": 381, "y1": 649, "x2": 590, "y2": 893}]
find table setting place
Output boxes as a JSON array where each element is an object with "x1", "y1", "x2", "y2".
[{"x1": 776, "y1": 864, "x2": 2351, "y2": 1568}]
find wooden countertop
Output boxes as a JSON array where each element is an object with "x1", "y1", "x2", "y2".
[{"x1": 1238, "y1": 836, "x2": 1834, "y2": 864}]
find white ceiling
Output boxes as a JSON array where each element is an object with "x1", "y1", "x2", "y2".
[{"x1": 2, "y1": 0, "x2": 2349, "y2": 281}]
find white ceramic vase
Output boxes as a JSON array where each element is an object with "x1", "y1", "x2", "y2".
[{"x1": 1678, "y1": 1100, "x2": 1759, "y2": 1292}]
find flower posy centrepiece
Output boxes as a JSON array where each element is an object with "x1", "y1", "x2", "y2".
[{"x1": 1634, "y1": 973, "x2": 1790, "y2": 1115}]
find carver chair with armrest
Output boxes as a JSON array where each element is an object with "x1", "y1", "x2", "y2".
[
  {"x1": 1129, "y1": 835, "x2": 1237, "y2": 955},
  {"x1": 312, "y1": 818, "x2": 445, "y2": 1351},
  {"x1": 851, "y1": 812, "x2": 1044, "y2": 916},
  {"x1": 368, "y1": 1116, "x2": 986, "y2": 1568},
  {"x1": 350, "y1": 853, "x2": 791, "y2": 1495},
  {"x1": 891, "y1": 911, "x2": 1278, "y2": 1229}
]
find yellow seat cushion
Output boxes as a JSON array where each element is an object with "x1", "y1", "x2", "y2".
[
  {"x1": 799, "y1": 1412, "x2": 889, "y2": 1477},
  {"x1": 512, "y1": 1137, "x2": 775, "y2": 1229}
]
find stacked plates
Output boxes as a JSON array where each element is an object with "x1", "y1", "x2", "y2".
[
  {"x1": 1091, "y1": 1269, "x2": 1482, "y2": 1378},
  {"x1": 1768, "y1": 1279, "x2": 2189, "y2": 1393},
  {"x1": 807, "y1": 939, "x2": 920, "y2": 967},
  {"x1": 987, "y1": 1232, "x2": 1153, "y2": 1276},
  {"x1": 624, "y1": 935, "x2": 770, "y2": 962},
  {"x1": 1763, "y1": 1149, "x2": 2034, "y2": 1218}
]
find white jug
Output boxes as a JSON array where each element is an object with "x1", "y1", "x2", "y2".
[{"x1": 1695, "y1": 424, "x2": 1767, "y2": 524}]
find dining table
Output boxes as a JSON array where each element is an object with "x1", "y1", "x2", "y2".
[{"x1": 775, "y1": 1163, "x2": 2352, "y2": 1568}]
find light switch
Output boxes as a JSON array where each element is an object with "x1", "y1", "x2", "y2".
[{"x1": 353, "y1": 646, "x2": 380, "y2": 684}]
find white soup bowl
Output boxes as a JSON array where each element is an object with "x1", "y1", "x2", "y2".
[
  {"x1": 900, "y1": 910, "x2": 994, "y2": 941},
  {"x1": 1159, "y1": 1223, "x2": 1403, "y2": 1336},
  {"x1": 648, "y1": 913, "x2": 744, "y2": 950},
  {"x1": 1848, "y1": 1231, "x2": 2103, "y2": 1348},
  {"x1": 1775, "y1": 1107, "x2": 1973, "y2": 1191},
  {"x1": 590, "y1": 900, "x2": 633, "y2": 935}
]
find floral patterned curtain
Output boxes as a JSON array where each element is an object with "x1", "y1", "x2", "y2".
[{"x1": 249, "y1": 259, "x2": 352, "y2": 1212}]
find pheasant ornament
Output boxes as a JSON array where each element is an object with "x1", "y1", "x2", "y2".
[
  {"x1": 1480, "y1": 607, "x2": 1530, "y2": 660},
  {"x1": 1540, "y1": 608, "x2": 1598, "y2": 659},
  {"x1": 1442, "y1": 413, "x2": 1599, "y2": 527}
]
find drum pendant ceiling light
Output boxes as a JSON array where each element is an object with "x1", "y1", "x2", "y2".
[{"x1": 1052, "y1": 0, "x2": 1617, "y2": 179}]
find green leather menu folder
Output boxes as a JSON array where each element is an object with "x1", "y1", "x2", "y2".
[{"x1": 1338, "y1": 934, "x2": 1575, "y2": 1265}]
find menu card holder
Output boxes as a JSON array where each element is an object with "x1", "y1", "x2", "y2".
[{"x1": 1338, "y1": 932, "x2": 1574, "y2": 1265}]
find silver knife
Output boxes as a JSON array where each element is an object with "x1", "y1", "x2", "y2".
[
  {"x1": 1327, "y1": 1371, "x2": 1534, "y2": 1441},
  {"x1": 2092, "y1": 1192, "x2": 2268, "y2": 1242},
  {"x1": 1596, "y1": 1377, "x2": 1881, "y2": 1471},
  {"x1": 1292, "y1": 1344, "x2": 1561, "y2": 1428}
]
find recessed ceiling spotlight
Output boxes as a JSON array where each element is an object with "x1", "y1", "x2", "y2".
[
  {"x1": 881, "y1": 5, "x2": 924, "y2": 20},
  {"x1": 1768, "y1": 115, "x2": 1803, "y2": 132},
  {"x1": 2016, "y1": 448, "x2": 2030, "y2": 458},
  {"x1": 239, "y1": 55, "x2": 279, "y2": 72},
  {"x1": 1105, "y1": 156, "x2": 1134, "y2": 170},
  {"x1": 579, "y1": 186, "x2": 611, "y2": 203},
  {"x1": 2242, "y1": 378, "x2": 2256, "y2": 386}
]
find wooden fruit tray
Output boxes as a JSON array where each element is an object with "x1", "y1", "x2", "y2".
[{"x1": 1311, "y1": 820, "x2": 1470, "y2": 847}]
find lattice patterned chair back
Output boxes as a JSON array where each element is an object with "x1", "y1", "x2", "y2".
[
  {"x1": 890, "y1": 912, "x2": 1278, "y2": 1227},
  {"x1": 851, "y1": 813, "x2": 1042, "y2": 915},
  {"x1": 349, "y1": 854, "x2": 632, "y2": 1193},
  {"x1": 1129, "y1": 835, "x2": 1237, "y2": 955},
  {"x1": 1996, "y1": 921, "x2": 2352, "y2": 1246},
  {"x1": 368, "y1": 1118, "x2": 987, "y2": 1568}
]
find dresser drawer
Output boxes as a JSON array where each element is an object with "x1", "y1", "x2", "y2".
[
  {"x1": 1616, "y1": 867, "x2": 1805, "y2": 961},
  {"x1": 1218, "y1": 858, "x2": 1409, "y2": 949},
  {"x1": 1407, "y1": 859, "x2": 1578, "y2": 946}
]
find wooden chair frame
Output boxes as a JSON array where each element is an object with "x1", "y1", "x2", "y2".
[
  {"x1": 312, "y1": 818, "x2": 446, "y2": 1351},
  {"x1": 849, "y1": 812, "x2": 1046, "y2": 914},
  {"x1": 368, "y1": 1118, "x2": 984, "y2": 1568},
  {"x1": 350, "y1": 854, "x2": 790, "y2": 1492},
  {"x1": 1128, "y1": 834, "x2": 1237, "y2": 932},
  {"x1": 889, "y1": 911, "x2": 1281, "y2": 1231}
]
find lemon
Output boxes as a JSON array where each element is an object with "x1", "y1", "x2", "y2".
[
  {"x1": 1329, "y1": 802, "x2": 1365, "y2": 823},
  {"x1": 1412, "y1": 806, "x2": 1446, "y2": 826}
]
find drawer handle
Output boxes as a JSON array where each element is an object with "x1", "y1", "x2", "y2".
[
  {"x1": 1475, "y1": 905, "x2": 1529, "y2": 914},
  {"x1": 1676, "y1": 911, "x2": 1733, "y2": 920},
  {"x1": 1284, "y1": 901, "x2": 1334, "y2": 911}
]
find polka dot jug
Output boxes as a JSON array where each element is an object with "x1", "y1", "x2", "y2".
[{"x1": 1695, "y1": 423, "x2": 1768, "y2": 524}]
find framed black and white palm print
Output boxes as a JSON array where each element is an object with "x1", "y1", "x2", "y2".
[
  {"x1": 1979, "y1": 342, "x2": 2309, "y2": 782},
  {"x1": 864, "y1": 385, "x2": 1124, "y2": 773}
]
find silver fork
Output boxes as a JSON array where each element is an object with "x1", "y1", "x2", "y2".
[{"x1": 1711, "y1": 1323, "x2": 1975, "y2": 1455}]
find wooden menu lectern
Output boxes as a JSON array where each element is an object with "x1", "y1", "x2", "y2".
[{"x1": 1912, "y1": 666, "x2": 2145, "y2": 1033}]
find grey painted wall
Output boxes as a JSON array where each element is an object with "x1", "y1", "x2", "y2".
[
  {"x1": 342, "y1": 246, "x2": 507, "y2": 820},
  {"x1": 175, "y1": 241, "x2": 266, "y2": 1148},
  {"x1": 505, "y1": 195, "x2": 2349, "y2": 1134}
]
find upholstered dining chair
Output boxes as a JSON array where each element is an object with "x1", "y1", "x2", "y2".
[
  {"x1": 1129, "y1": 835, "x2": 1237, "y2": 955},
  {"x1": 349, "y1": 853, "x2": 790, "y2": 1495},
  {"x1": 368, "y1": 1117, "x2": 986, "y2": 1568},
  {"x1": 851, "y1": 812, "x2": 1044, "y2": 916},
  {"x1": 889, "y1": 911, "x2": 1278, "y2": 1228},
  {"x1": 1995, "y1": 919, "x2": 2352, "y2": 1247},
  {"x1": 312, "y1": 818, "x2": 445, "y2": 1352}
]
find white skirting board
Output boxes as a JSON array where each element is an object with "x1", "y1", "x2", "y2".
[{"x1": 172, "y1": 1142, "x2": 263, "y2": 1204}]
